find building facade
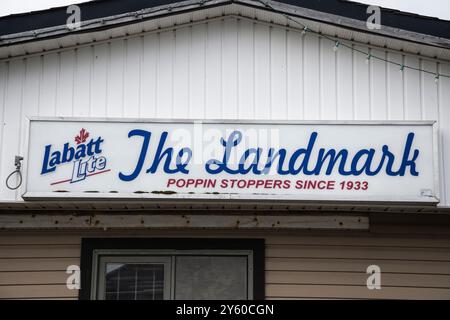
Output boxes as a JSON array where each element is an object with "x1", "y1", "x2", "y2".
[{"x1": 0, "y1": 0, "x2": 450, "y2": 300}]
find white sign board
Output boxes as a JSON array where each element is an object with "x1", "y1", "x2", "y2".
[{"x1": 23, "y1": 119, "x2": 439, "y2": 203}]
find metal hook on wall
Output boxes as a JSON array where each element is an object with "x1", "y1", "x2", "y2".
[{"x1": 5, "y1": 156, "x2": 23, "y2": 190}]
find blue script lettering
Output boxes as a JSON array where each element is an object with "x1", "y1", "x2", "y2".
[
  {"x1": 205, "y1": 131, "x2": 420, "y2": 177},
  {"x1": 41, "y1": 137, "x2": 104, "y2": 174},
  {"x1": 118, "y1": 130, "x2": 192, "y2": 182}
]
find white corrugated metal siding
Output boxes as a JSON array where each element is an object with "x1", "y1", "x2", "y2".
[{"x1": 0, "y1": 17, "x2": 449, "y2": 204}]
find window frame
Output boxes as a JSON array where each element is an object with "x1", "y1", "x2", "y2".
[{"x1": 79, "y1": 238, "x2": 265, "y2": 300}]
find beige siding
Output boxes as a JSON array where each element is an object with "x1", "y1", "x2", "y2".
[{"x1": 1, "y1": 231, "x2": 450, "y2": 300}]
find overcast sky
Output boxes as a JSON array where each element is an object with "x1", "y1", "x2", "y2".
[{"x1": 0, "y1": 0, "x2": 449, "y2": 20}]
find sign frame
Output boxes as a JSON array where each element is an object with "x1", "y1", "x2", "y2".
[{"x1": 21, "y1": 117, "x2": 440, "y2": 204}]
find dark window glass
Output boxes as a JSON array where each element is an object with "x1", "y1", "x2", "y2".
[
  {"x1": 105, "y1": 263, "x2": 165, "y2": 300},
  {"x1": 175, "y1": 256, "x2": 247, "y2": 300}
]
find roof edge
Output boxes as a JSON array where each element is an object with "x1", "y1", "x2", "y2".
[{"x1": 0, "y1": 0, "x2": 449, "y2": 51}]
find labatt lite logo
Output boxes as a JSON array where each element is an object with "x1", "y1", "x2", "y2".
[{"x1": 41, "y1": 128, "x2": 109, "y2": 185}]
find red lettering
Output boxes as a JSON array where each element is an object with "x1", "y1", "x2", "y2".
[
  {"x1": 167, "y1": 178, "x2": 176, "y2": 187},
  {"x1": 256, "y1": 180, "x2": 265, "y2": 188},
  {"x1": 273, "y1": 180, "x2": 282, "y2": 188}
]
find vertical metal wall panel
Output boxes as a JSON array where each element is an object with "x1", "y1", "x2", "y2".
[
  {"x1": 107, "y1": 41, "x2": 125, "y2": 117},
  {"x1": 421, "y1": 61, "x2": 439, "y2": 121},
  {"x1": 286, "y1": 30, "x2": 303, "y2": 119},
  {"x1": 0, "y1": 62, "x2": 8, "y2": 197},
  {"x1": 336, "y1": 46, "x2": 354, "y2": 120},
  {"x1": 21, "y1": 57, "x2": 41, "y2": 151},
  {"x1": 370, "y1": 49, "x2": 388, "y2": 120},
  {"x1": 39, "y1": 53, "x2": 58, "y2": 117},
  {"x1": 73, "y1": 47, "x2": 92, "y2": 117},
  {"x1": 205, "y1": 20, "x2": 222, "y2": 119},
  {"x1": 386, "y1": 52, "x2": 404, "y2": 120},
  {"x1": 404, "y1": 56, "x2": 422, "y2": 120},
  {"x1": 57, "y1": 51, "x2": 76, "y2": 116},
  {"x1": 157, "y1": 31, "x2": 174, "y2": 118},
  {"x1": 303, "y1": 34, "x2": 320, "y2": 120},
  {"x1": 141, "y1": 34, "x2": 158, "y2": 119},
  {"x1": 254, "y1": 23, "x2": 271, "y2": 120},
  {"x1": 0, "y1": 60, "x2": 24, "y2": 199},
  {"x1": 320, "y1": 37, "x2": 337, "y2": 120},
  {"x1": 238, "y1": 19, "x2": 255, "y2": 119},
  {"x1": 0, "y1": 19, "x2": 448, "y2": 205},
  {"x1": 222, "y1": 18, "x2": 238, "y2": 119},
  {"x1": 190, "y1": 24, "x2": 207, "y2": 119},
  {"x1": 174, "y1": 27, "x2": 191, "y2": 119},
  {"x1": 91, "y1": 43, "x2": 109, "y2": 117},
  {"x1": 353, "y1": 45, "x2": 371, "y2": 120},
  {"x1": 270, "y1": 27, "x2": 287, "y2": 120},
  {"x1": 124, "y1": 37, "x2": 142, "y2": 118}
]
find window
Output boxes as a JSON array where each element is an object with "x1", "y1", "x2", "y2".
[
  {"x1": 97, "y1": 256, "x2": 171, "y2": 300},
  {"x1": 174, "y1": 255, "x2": 248, "y2": 300},
  {"x1": 80, "y1": 239, "x2": 265, "y2": 300}
]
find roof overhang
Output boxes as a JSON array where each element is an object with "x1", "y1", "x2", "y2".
[
  {"x1": 0, "y1": 0, "x2": 449, "y2": 61},
  {"x1": 0, "y1": 199, "x2": 449, "y2": 214}
]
